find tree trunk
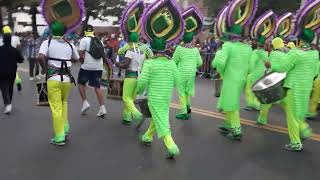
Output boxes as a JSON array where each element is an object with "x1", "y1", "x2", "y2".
[{"x1": 30, "y1": 4, "x2": 38, "y2": 35}]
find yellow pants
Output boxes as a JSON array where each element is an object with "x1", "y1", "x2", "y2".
[
  {"x1": 122, "y1": 78, "x2": 141, "y2": 121},
  {"x1": 47, "y1": 80, "x2": 72, "y2": 141}
]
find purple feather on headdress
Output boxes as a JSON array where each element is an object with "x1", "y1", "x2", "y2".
[
  {"x1": 182, "y1": 5, "x2": 204, "y2": 35},
  {"x1": 215, "y1": 6, "x2": 229, "y2": 37},
  {"x1": 250, "y1": 10, "x2": 277, "y2": 40},
  {"x1": 141, "y1": 0, "x2": 185, "y2": 44},
  {"x1": 294, "y1": 0, "x2": 320, "y2": 36},
  {"x1": 120, "y1": 0, "x2": 145, "y2": 41},
  {"x1": 226, "y1": 0, "x2": 258, "y2": 27},
  {"x1": 40, "y1": 0, "x2": 85, "y2": 34},
  {"x1": 274, "y1": 12, "x2": 294, "y2": 38}
]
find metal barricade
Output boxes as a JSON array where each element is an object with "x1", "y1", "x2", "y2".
[{"x1": 198, "y1": 52, "x2": 215, "y2": 78}]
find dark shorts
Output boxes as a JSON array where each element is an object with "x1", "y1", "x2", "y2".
[{"x1": 77, "y1": 68, "x2": 103, "y2": 88}]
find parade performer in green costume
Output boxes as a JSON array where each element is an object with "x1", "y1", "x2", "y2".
[
  {"x1": 308, "y1": 61, "x2": 320, "y2": 118},
  {"x1": 117, "y1": 0, "x2": 153, "y2": 125},
  {"x1": 212, "y1": 0, "x2": 257, "y2": 140},
  {"x1": 245, "y1": 10, "x2": 277, "y2": 111},
  {"x1": 137, "y1": 0, "x2": 184, "y2": 159},
  {"x1": 265, "y1": 29, "x2": 318, "y2": 151},
  {"x1": 174, "y1": 6, "x2": 203, "y2": 120},
  {"x1": 256, "y1": 37, "x2": 287, "y2": 125},
  {"x1": 263, "y1": 0, "x2": 320, "y2": 150}
]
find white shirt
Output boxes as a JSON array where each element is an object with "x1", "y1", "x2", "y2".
[
  {"x1": 0, "y1": 35, "x2": 21, "y2": 48},
  {"x1": 39, "y1": 38, "x2": 80, "y2": 82},
  {"x1": 79, "y1": 37, "x2": 104, "y2": 71},
  {"x1": 125, "y1": 46, "x2": 145, "y2": 72}
]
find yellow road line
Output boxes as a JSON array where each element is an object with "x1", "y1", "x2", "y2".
[{"x1": 170, "y1": 103, "x2": 320, "y2": 142}]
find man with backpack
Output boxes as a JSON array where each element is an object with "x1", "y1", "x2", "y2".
[{"x1": 78, "y1": 25, "x2": 107, "y2": 117}]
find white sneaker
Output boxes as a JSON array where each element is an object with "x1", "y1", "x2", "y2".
[
  {"x1": 29, "y1": 77, "x2": 34, "y2": 81},
  {"x1": 97, "y1": 106, "x2": 107, "y2": 117},
  {"x1": 4, "y1": 104, "x2": 12, "y2": 115},
  {"x1": 81, "y1": 100, "x2": 90, "y2": 115}
]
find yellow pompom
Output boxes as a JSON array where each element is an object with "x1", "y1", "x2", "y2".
[
  {"x1": 287, "y1": 42, "x2": 296, "y2": 49},
  {"x1": 272, "y1": 37, "x2": 284, "y2": 50},
  {"x1": 3, "y1": 26, "x2": 12, "y2": 34}
]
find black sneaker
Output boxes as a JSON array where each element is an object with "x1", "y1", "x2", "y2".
[
  {"x1": 187, "y1": 106, "x2": 192, "y2": 114},
  {"x1": 122, "y1": 120, "x2": 132, "y2": 125},
  {"x1": 17, "y1": 83, "x2": 22, "y2": 92},
  {"x1": 284, "y1": 143, "x2": 303, "y2": 152},
  {"x1": 50, "y1": 139, "x2": 66, "y2": 146}
]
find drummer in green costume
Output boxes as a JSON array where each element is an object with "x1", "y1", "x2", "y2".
[
  {"x1": 256, "y1": 37, "x2": 288, "y2": 125},
  {"x1": 173, "y1": 32, "x2": 203, "y2": 120},
  {"x1": 212, "y1": 24, "x2": 253, "y2": 140},
  {"x1": 245, "y1": 37, "x2": 268, "y2": 111},
  {"x1": 265, "y1": 29, "x2": 318, "y2": 151}
]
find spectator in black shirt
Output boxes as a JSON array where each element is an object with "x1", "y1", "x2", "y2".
[{"x1": 0, "y1": 34, "x2": 24, "y2": 114}]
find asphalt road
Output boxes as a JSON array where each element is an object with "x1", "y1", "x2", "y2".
[{"x1": 0, "y1": 63, "x2": 319, "y2": 180}]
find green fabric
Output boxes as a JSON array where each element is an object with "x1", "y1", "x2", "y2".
[
  {"x1": 183, "y1": 32, "x2": 194, "y2": 43},
  {"x1": 271, "y1": 48, "x2": 319, "y2": 119},
  {"x1": 229, "y1": 24, "x2": 243, "y2": 36},
  {"x1": 309, "y1": 78, "x2": 320, "y2": 115},
  {"x1": 282, "y1": 89, "x2": 301, "y2": 144},
  {"x1": 118, "y1": 43, "x2": 154, "y2": 59},
  {"x1": 137, "y1": 57, "x2": 181, "y2": 138},
  {"x1": 257, "y1": 36, "x2": 266, "y2": 45},
  {"x1": 245, "y1": 74, "x2": 260, "y2": 109},
  {"x1": 212, "y1": 41, "x2": 253, "y2": 111},
  {"x1": 246, "y1": 49, "x2": 268, "y2": 108},
  {"x1": 173, "y1": 45, "x2": 202, "y2": 113},
  {"x1": 301, "y1": 28, "x2": 315, "y2": 44},
  {"x1": 122, "y1": 78, "x2": 142, "y2": 121},
  {"x1": 129, "y1": 32, "x2": 139, "y2": 43},
  {"x1": 173, "y1": 45, "x2": 202, "y2": 96},
  {"x1": 150, "y1": 37, "x2": 166, "y2": 52},
  {"x1": 15, "y1": 73, "x2": 22, "y2": 84},
  {"x1": 51, "y1": 21, "x2": 65, "y2": 36},
  {"x1": 248, "y1": 49, "x2": 268, "y2": 83}
]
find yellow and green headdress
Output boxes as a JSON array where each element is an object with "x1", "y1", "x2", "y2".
[
  {"x1": 274, "y1": 12, "x2": 295, "y2": 39},
  {"x1": 226, "y1": 0, "x2": 258, "y2": 37},
  {"x1": 251, "y1": 10, "x2": 277, "y2": 45},
  {"x1": 142, "y1": 0, "x2": 184, "y2": 51},
  {"x1": 294, "y1": 0, "x2": 320, "y2": 44},
  {"x1": 120, "y1": 0, "x2": 145, "y2": 42},
  {"x1": 41, "y1": 0, "x2": 84, "y2": 34},
  {"x1": 182, "y1": 5, "x2": 204, "y2": 36}
]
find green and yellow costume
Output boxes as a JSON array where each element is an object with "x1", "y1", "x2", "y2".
[
  {"x1": 137, "y1": 0, "x2": 185, "y2": 158},
  {"x1": 212, "y1": 40, "x2": 253, "y2": 138},
  {"x1": 246, "y1": 10, "x2": 276, "y2": 111},
  {"x1": 117, "y1": 35, "x2": 153, "y2": 124},
  {"x1": 173, "y1": 33, "x2": 203, "y2": 120}
]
